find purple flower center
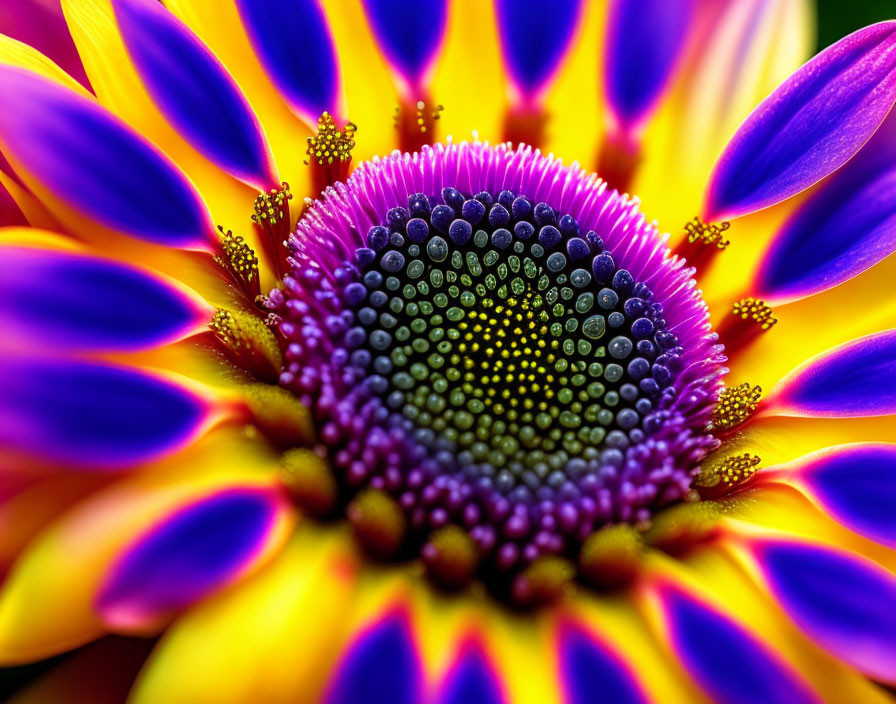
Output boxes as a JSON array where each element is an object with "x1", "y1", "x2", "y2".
[{"x1": 267, "y1": 142, "x2": 724, "y2": 594}]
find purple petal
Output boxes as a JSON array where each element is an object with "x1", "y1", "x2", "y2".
[
  {"x1": 753, "y1": 539, "x2": 896, "y2": 683},
  {"x1": 604, "y1": 0, "x2": 693, "y2": 133},
  {"x1": 0, "y1": 246, "x2": 206, "y2": 351},
  {"x1": 658, "y1": 585, "x2": 820, "y2": 704},
  {"x1": 324, "y1": 610, "x2": 422, "y2": 704},
  {"x1": 363, "y1": 0, "x2": 448, "y2": 94},
  {"x1": 97, "y1": 487, "x2": 286, "y2": 629},
  {"x1": 756, "y1": 120, "x2": 896, "y2": 303},
  {"x1": 236, "y1": 0, "x2": 340, "y2": 121},
  {"x1": 112, "y1": 0, "x2": 276, "y2": 189},
  {"x1": 0, "y1": 67, "x2": 213, "y2": 248},
  {"x1": 0, "y1": 356, "x2": 208, "y2": 468},
  {"x1": 558, "y1": 622, "x2": 646, "y2": 704},
  {"x1": 495, "y1": 0, "x2": 582, "y2": 102},
  {"x1": 705, "y1": 21, "x2": 896, "y2": 222},
  {"x1": 0, "y1": 0, "x2": 92, "y2": 91},
  {"x1": 437, "y1": 642, "x2": 505, "y2": 704},
  {"x1": 770, "y1": 329, "x2": 896, "y2": 417},
  {"x1": 790, "y1": 444, "x2": 896, "y2": 548}
]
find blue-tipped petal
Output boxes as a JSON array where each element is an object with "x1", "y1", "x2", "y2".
[
  {"x1": 97, "y1": 488, "x2": 286, "y2": 630},
  {"x1": 658, "y1": 586, "x2": 820, "y2": 704},
  {"x1": 0, "y1": 67, "x2": 213, "y2": 248},
  {"x1": 559, "y1": 622, "x2": 646, "y2": 704},
  {"x1": 112, "y1": 0, "x2": 277, "y2": 189},
  {"x1": 789, "y1": 444, "x2": 896, "y2": 548},
  {"x1": 705, "y1": 22, "x2": 896, "y2": 221},
  {"x1": 362, "y1": 0, "x2": 448, "y2": 93},
  {"x1": 324, "y1": 611, "x2": 422, "y2": 704},
  {"x1": 236, "y1": 0, "x2": 339, "y2": 122},
  {"x1": 0, "y1": 357, "x2": 207, "y2": 468},
  {"x1": 604, "y1": 0, "x2": 693, "y2": 132},
  {"x1": 0, "y1": 246, "x2": 206, "y2": 351},
  {"x1": 770, "y1": 329, "x2": 896, "y2": 417},
  {"x1": 437, "y1": 643, "x2": 504, "y2": 704},
  {"x1": 495, "y1": 0, "x2": 582, "y2": 102},
  {"x1": 753, "y1": 539, "x2": 896, "y2": 683},
  {"x1": 757, "y1": 132, "x2": 896, "y2": 304}
]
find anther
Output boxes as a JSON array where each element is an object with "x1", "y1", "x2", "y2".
[
  {"x1": 209, "y1": 308, "x2": 283, "y2": 384},
  {"x1": 395, "y1": 98, "x2": 443, "y2": 153},
  {"x1": 239, "y1": 383, "x2": 315, "y2": 448},
  {"x1": 717, "y1": 297, "x2": 777, "y2": 352},
  {"x1": 578, "y1": 524, "x2": 643, "y2": 589},
  {"x1": 279, "y1": 447, "x2": 337, "y2": 516},
  {"x1": 510, "y1": 555, "x2": 575, "y2": 606},
  {"x1": 348, "y1": 489, "x2": 407, "y2": 559},
  {"x1": 252, "y1": 182, "x2": 293, "y2": 278},
  {"x1": 694, "y1": 452, "x2": 760, "y2": 499},
  {"x1": 710, "y1": 383, "x2": 762, "y2": 433},
  {"x1": 214, "y1": 226, "x2": 260, "y2": 300},
  {"x1": 305, "y1": 112, "x2": 357, "y2": 193},
  {"x1": 642, "y1": 501, "x2": 721, "y2": 554},
  {"x1": 422, "y1": 525, "x2": 480, "y2": 590},
  {"x1": 673, "y1": 217, "x2": 730, "y2": 271}
]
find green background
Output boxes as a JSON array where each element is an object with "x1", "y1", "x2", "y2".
[{"x1": 817, "y1": 0, "x2": 894, "y2": 49}]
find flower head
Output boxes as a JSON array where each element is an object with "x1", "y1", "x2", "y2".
[{"x1": 1, "y1": 1, "x2": 896, "y2": 702}]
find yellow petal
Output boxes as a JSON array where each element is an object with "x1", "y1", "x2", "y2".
[
  {"x1": 130, "y1": 523, "x2": 359, "y2": 704},
  {"x1": 163, "y1": 0, "x2": 313, "y2": 197},
  {"x1": 0, "y1": 431, "x2": 281, "y2": 664},
  {"x1": 60, "y1": 0, "x2": 273, "y2": 278},
  {"x1": 0, "y1": 32, "x2": 91, "y2": 96}
]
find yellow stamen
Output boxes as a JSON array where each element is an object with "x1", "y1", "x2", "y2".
[
  {"x1": 695, "y1": 452, "x2": 761, "y2": 489},
  {"x1": 252, "y1": 182, "x2": 293, "y2": 228},
  {"x1": 683, "y1": 216, "x2": 730, "y2": 250},
  {"x1": 711, "y1": 383, "x2": 762, "y2": 432},
  {"x1": 214, "y1": 226, "x2": 259, "y2": 294},
  {"x1": 210, "y1": 308, "x2": 283, "y2": 383},
  {"x1": 304, "y1": 112, "x2": 357, "y2": 166},
  {"x1": 731, "y1": 297, "x2": 777, "y2": 331}
]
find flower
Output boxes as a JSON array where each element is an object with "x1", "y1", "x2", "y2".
[{"x1": 0, "y1": 1, "x2": 895, "y2": 702}]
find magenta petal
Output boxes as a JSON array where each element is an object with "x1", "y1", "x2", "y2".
[
  {"x1": 0, "y1": 0, "x2": 92, "y2": 91},
  {"x1": 658, "y1": 585, "x2": 820, "y2": 704},
  {"x1": 769, "y1": 329, "x2": 896, "y2": 417},
  {"x1": 704, "y1": 21, "x2": 896, "y2": 221},
  {"x1": 97, "y1": 487, "x2": 286, "y2": 629},
  {"x1": 603, "y1": 0, "x2": 693, "y2": 133},
  {"x1": 0, "y1": 180, "x2": 27, "y2": 227},
  {"x1": 113, "y1": 0, "x2": 277, "y2": 189},
  {"x1": 752, "y1": 539, "x2": 896, "y2": 683},
  {"x1": 789, "y1": 444, "x2": 896, "y2": 548},
  {"x1": 0, "y1": 66, "x2": 213, "y2": 248},
  {"x1": 0, "y1": 246, "x2": 206, "y2": 351}
]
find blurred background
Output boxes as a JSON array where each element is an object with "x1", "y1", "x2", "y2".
[{"x1": 816, "y1": 0, "x2": 894, "y2": 50}]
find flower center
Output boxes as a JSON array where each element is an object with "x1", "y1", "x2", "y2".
[
  {"x1": 330, "y1": 189, "x2": 677, "y2": 489},
  {"x1": 265, "y1": 142, "x2": 725, "y2": 603}
]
